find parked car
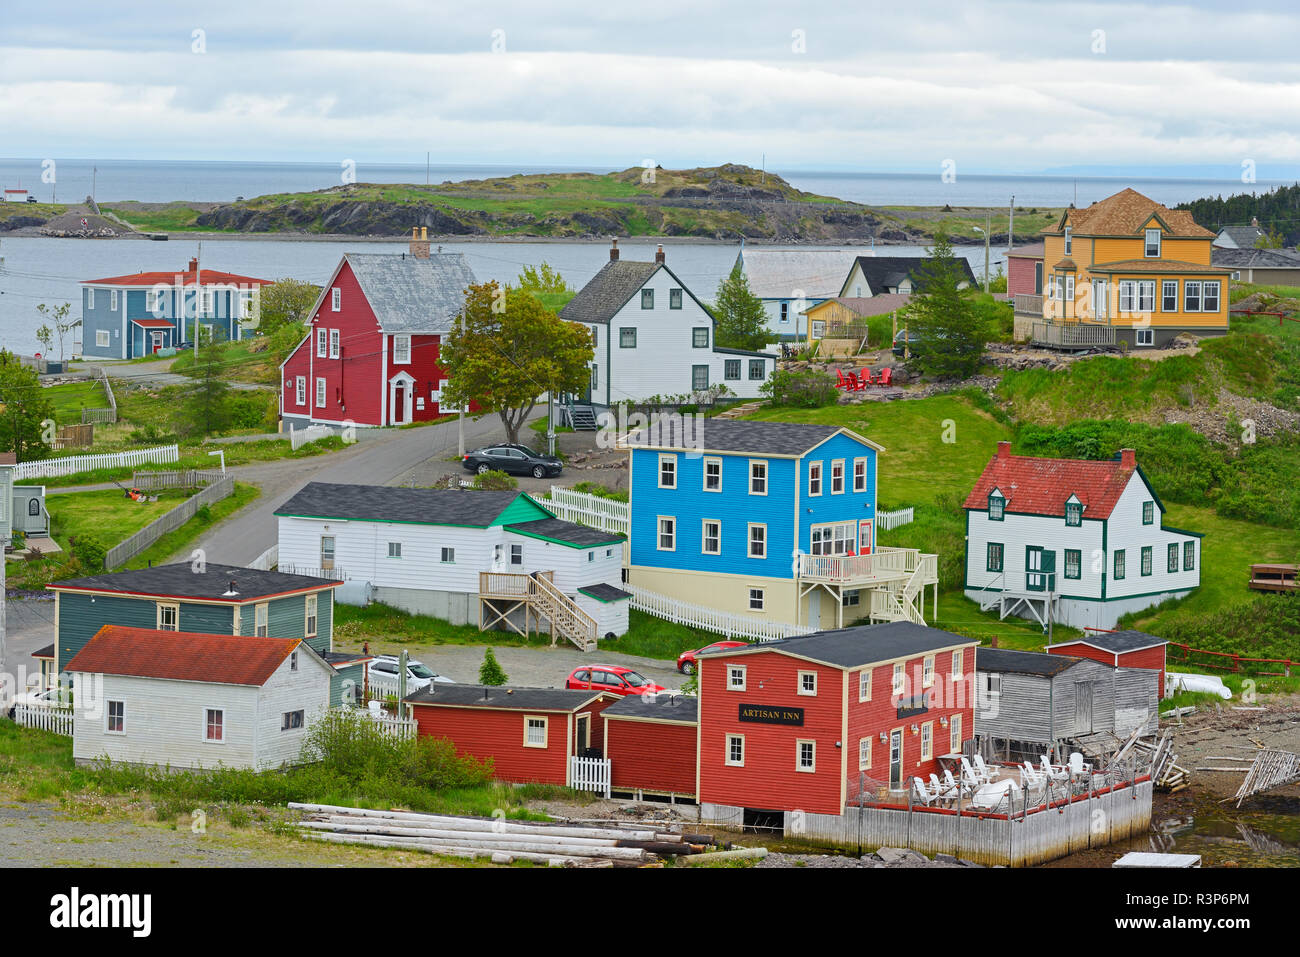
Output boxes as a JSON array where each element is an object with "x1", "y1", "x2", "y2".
[
  {"x1": 368, "y1": 656, "x2": 454, "y2": 696},
  {"x1": 676, "y1": 640, "x2": 748, "y2": 675},
  {"x1": 5, "y1": 686, "x2": 66, "y2": 719},
  {"x1": 462, "y1": 444, "x2": 563, "y2": 479},
  {"x1": 25, "y1": 195, "x2": 37, "y2": 203},
  {"x1": 565, "y1": 665, "x2": 666, "y2": 697},
  {"x1": 892, "y1": 329, "x2": 922, "y2": 358}
]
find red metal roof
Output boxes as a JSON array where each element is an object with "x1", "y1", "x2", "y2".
[
  {"x1": 963, "y1": 442, "x2": 1138, "y2": 519},
  {"x1": 63, "y1": 625, "x2": 300, "y2": 686},
  {"x1": 130, "y1": 318, "x2": 174, "y2": 328},
  {"x1": 82, "y1": 268, "x2": 274, "y2": 287}
]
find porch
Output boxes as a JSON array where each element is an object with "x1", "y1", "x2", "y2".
[
  {"x1": 797, "y1": 548, "x2": 939, "y2": 628},
  {"x1": 1030, "y1": 320, "x2": 1117, "y2": 351}
]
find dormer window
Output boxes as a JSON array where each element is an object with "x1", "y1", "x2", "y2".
[
  {"x1": 1063, "y1": 227, "x2": 1072, "y2": 255},
  {"x1": 988, "y1": 490, "x2": 1005, "y2": 521},
  {"x1": 1065, "y1": 500, "x2": 1083, "y2": 526},
  {"x1": 1144, "y1": 228, "x2": 1161, "y2": 258}
]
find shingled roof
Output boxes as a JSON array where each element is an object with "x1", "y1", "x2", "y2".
[
  {"x1": 1053, "y1": 188, "x2": 1214, "y2": 239},
  {"x1": 275, "y1": 483, "x2": 548, "y2": 527},
  {"x1": 405, "y1": 684, "x2": 608, "y2": 712},
  {"x1": 50, "y1": 562, "x2": 339, "y2": 601},
  {"x1": 340, "y1": 252, "x2": 477, "y2": 334},
  {"x1": 1048, "y1": 630, "x2": 1168, "y2": 655},
  {"x1": 841, "y1": 256, "x2": 977, "y2": 297},
  {"x1": 976, "y1": 647, "x2": 1084, "y2": 677},
  {"x1": 736, "y1": 249, "x2": 860, "y2": 299},
  {"x1": 623, "y1": 418, "x2": 879, "y2": 456},
  {"x1": 805, "y1": 294, "x2": 912, "y2": 319},
  {"x1": 963, "y1": 442, "x2": 1145, "y2": 520},
  {"x1": 505, "y1": 518, "x2": 625, "y2": 548},
  {"x1": 559, "y1": 260, "x2": 661, "y2": 324},
  {"x1": 1213, "y1": 246, "x2": 1300, "y2": 268},
  {"x1": 701, "y1": 621, "x2": 976, "y2": 669},
  {"x1": 64, "y1": 626, "x2": 305, "y2": 686}
]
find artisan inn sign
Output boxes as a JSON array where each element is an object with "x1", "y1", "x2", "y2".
[{"x1": 738, "y1": 703, "x2": 805, "y2": 726}]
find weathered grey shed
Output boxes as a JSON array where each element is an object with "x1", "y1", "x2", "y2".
[{"x1": 974, "y1": 646, "x2": 1158, "y2": 762}]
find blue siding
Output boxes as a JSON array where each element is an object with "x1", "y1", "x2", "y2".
[
  {"x1": 80, "y1": 281, "x2": 245, "y2": 359},
  {"x1": 80, "y1": 286, "x2": 124, "y2": 358},
  {"x1": 629, "y1": 432, "x2": 878, "y2": 580}
]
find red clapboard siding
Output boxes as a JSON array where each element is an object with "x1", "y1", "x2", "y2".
[
  {"x1": 410, "y1": 705, "x2": 571, "y2": 786},
  {"x1": 697, "y1": 651, "x2": 846, "y2": 816},
  {"x1": 605, "y1": 719, "x2": 698, "y2": 795},
  {"x1": 1006, "y1": 255, "x2": 1042, "y2": 298},
  {"x1": 1051, "y1": 641, "x2": 1167, "y2": 699}
]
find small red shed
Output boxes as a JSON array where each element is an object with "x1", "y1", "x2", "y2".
[
  {"x1": 696, "y1": 622, "x2": 979, "y2": 817},
  {"x1": 405, "y1": 685, "x2": 615, "y2": 787},
  {"x1": 1047, "y1": 630, "x2": 1169, "y2": 699},
  {"x1": 1006, "y1": 241, "x2": 1044, "y2": 298},
  {"x1": 603, "y1": 694, "x2": 699, "y2": 799}
]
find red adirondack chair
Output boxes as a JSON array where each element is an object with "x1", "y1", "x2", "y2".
[
  {"x1": 835, "y1": 368, "x2": 850, "y2": 390},
  {"x1": 877, "y1": 366, "x2": 893, "y2": 387},
  {"x1": 856, "y1": 369, "x2": 874, "y2": 389}
]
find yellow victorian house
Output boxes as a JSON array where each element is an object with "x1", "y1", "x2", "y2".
[{"x1": 1032, "y1": 188, "x2": 1230, "y2": 349}]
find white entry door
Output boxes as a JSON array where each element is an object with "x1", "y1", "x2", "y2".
[
  {"x1": 389, "y1": 375, "x2": 414, "y2": 425},
  {"x1": 808, "y1": 590, "x2": 821, "y2": 630}
]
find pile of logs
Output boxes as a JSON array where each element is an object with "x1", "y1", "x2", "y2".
[{"x1": 286, "y1": 802, "x2": 763, "y2": 867}]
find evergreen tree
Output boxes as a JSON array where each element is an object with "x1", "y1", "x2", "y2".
[
  {"x1": 713, "y1": 265, "x2": 773, "y2": 351},
  {"x1": 478, "y1": 647, "x2": 508, "y2": 686},
  {"x1": 899, "y1": 230, "x2": 986, "y2": 380},
  {"x1": 180, "y1": 328, "x2": 232, "y2": 436}
]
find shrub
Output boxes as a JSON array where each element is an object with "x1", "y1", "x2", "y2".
[
  {"x1": 760, "y1": 368, "x2": 838, "y2": 408},
  {"x1": 70, "y1": 534, "x2": 107, "y2": 570},
  {"x1": 571, "y1": 481, "x2": 628, "y2": 502},
  {"x1": 479, "y1": 647, "x2": 508, "y2": 686},
  {"x1": 472, "y1": 469, "x2": 517, "y2": 491}
]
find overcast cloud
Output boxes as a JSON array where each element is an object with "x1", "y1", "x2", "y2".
[{"x1": 2, "y1": 0, "x2": 1298, "y2": 172}]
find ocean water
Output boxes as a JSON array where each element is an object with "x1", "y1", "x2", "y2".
[{"x1": 0, "y1": 157, "x2": 1288, "y2": 208}]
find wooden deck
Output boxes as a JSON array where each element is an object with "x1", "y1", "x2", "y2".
[
  {"x1": 1249, "y1": 563, "x2": 1298, "y2": 593},
  {"x1": 1031, "y1": 321, "x2": 1117, "y2": 350}
]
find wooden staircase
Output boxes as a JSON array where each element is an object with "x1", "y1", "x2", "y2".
[
  {"x1": 568, "y1": 404, "x2": 598, "y2": 431},
  {"x1": 478, "y1": 571, "x2": 599, "y2": 652},
  {"x1": 529, "y1": 572, "x2": 599, "y2": 652}
]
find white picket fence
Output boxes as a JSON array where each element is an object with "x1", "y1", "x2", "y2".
[
  {"x1": 627, "y1": 584, "x2": 814, "y2": 642},
  {"x1": 289, "y1": 424, "x2": 339, "y2": 450},
  {"x1": 545, "y1": 486, "x2": 629, "y2": 536},
  {"x1": 14, "y1": 444, "x2": 179, "y2": 481},
  {"x1": 367, "y1": 711, "x2": 416, "y2": 741},
  {"x1": 876, "y1": 507, "x2": 915, "y2": 531},
  {"x1": 570, "y1": 756, "x2": 611, "y2": 798},
  {"x1": 13, "y1": 704, "x2": 74, "y2": 736},
  {"x1": 248, "y1": 544, "x2": 279, "y2": 571}
]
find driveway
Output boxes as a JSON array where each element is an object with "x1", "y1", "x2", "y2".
[{"x1": 0, "y1": 596, "x2": 57, "y2": 693}]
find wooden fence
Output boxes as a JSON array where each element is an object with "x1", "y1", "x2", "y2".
[
  {"x1": 367, "y1": 711, "x2": 416, "y2": 741},
  {"x1": 248, "y1": 544, "x2": 279, "y2": 571},
  {"x1": 13, "y1": 444, "x2": 179, "y2": 481},
  {"x1": 544, "y1": 486, "x2": 629, "y2": 536},
  {"x1": 81, "y1": 369, "x2": 118, "y2": 424},
  {"x1": 289, "y1": 423, "x2": 339, "y2": 450},
  {"x1": 13, "y1": 704, "x2": 74, "y2": 736},
  {"x1": 104, "y1": 474, "x2": 235, "y2": 568},
  {"x1": 1013, "y1": 294, "x2": 1043, "y2": 315},
  {"x1": 627, "y1": 584, "x2": 813, "y2": 642},
  {"x1": 876, "y1": 507, "x2": 914, "y2": 531},
  {"x1": 570, "y1": 756, "x2": 612, "y2": 798},
  {"x1": 1167, "y1": 642, "x2": 1296, "y2": 677},
  {"x1": 1031, "y1": 321, "x2": 1117, "y2": 349},
  {"x1": 130, "y1": 469, "x2": 224, "y2": 491}
]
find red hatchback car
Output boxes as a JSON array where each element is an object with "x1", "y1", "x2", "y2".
[
  {"x1": 566, "y1": 665, "x2": 666, "y2": 697},
  {"x1": 676, "y1": 641, "x2": 748, "y2": 675}
]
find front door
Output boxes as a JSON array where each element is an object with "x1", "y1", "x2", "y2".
[
  {"x1": 1075, "y1": 681, "x2": 1094, "y2": 733},
  {"x1": 151, "y1": 331, "x2": 165, "y2": 354},
  {"x1": 1093, "y1": 279, "x2": 1109, "y2": 321},
  {"x1": 1026, "y1": 547, "x2": 1056, "y2": 592},
  {"x1": 575, "y1": 714, "x2": 590, "y2": 754},
  {"x1": 393, "y1": 384, "x2": 407, "y2": 424},
  {"x1": 808, "y1": 590, "x2": 821, "y2": 630},
  {"x1": 889, "y1": 728, "x2": 904, "y2": 790}
]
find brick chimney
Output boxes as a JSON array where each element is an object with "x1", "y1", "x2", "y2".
[
  {"x1": 1120, "y1": 448, "x2": 1136, "y2": 468},
  {"x1": 655, "y1": 243, "x2": 665, "y2": 264},
  {"x1": 996, "y1": 440, "x2": 1011, "y2": 460},
  {"x1": 609, "y1": 239, "x2": 619, "y2": 261},
  {"x1": 188, "y1": 257, "x2": 198, "y2": 272},
  {"x1": 410, "y1": 226, "x2": 430, "y2": 259}
]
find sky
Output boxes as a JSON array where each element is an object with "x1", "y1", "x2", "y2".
[{"x1": 3, "y1": 0, "x2": 1300, "y2": 175}]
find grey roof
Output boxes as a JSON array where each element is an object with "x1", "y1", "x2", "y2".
[
  {"x1": 703, "y1": 621, "x2": 976, "y2": 669},
  {"x1": 977, "y1": 647, "x2": 1083, "y2": 677},
  {"x1": 604, "y1": 693, "x2": 699, "y2": 723},
  {"x1": 506, "y1": 518, "x2": 625, "y2": 547},
  {"x1": 1213, "y1": 225, "x2": 1266, "y2": 249},
  {"x1": 736, "y1": 249, "x2": 860, "y2": 299},
  {"x1": 1051, "y1": 630, "x2": 1168, "y2": 655},
  {"x1": 623, "y1": 418, "x2": 852, "y2": 456},
  {"x1": 1006, "y1": 242, "x2": 1045, "y2": 259},
  {"x1": 577, "y1": 583, "x2": 633, "y2": 603},
  {"x1": 32, "y1": 643, "x2": 54, "y2": 659},
  {"x1": 405, "y1": 684, "x2": 605, "y2": 711},
  {"x1": 842, "y1": 256, "x2": 978, "y2": 296},
  {"x1": 559, "y1": 260, "x2": 661, "y2": 324},
  {"x1": 50, "y1": 562, "x2": 338, "y2": 601},
  {"x1": 343, "y1": 252, "x2": 477, "y2": 334},
  {"x1": 1213, "y1": 246, "x2": 1300, "y2": 268},
  {"x1": 274, "y1": 482, "x2": 536, "y2": 527}
]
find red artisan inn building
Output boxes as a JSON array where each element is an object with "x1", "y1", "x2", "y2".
[
  {"x1": 695, "y1": 622, "x2": 978, "y2": 820},
  {"x1": 279, "y1": 229, "x2": 477, "y2": 430}
]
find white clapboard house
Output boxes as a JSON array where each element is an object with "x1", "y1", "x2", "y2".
[
  {"x1": 65, "y1": 626, "x2": 334, "y2": 771},
  {"x1": 559, "y1": 241, "x2": 775, "y2": 421},
  {"x1": 963, "y1": 442, "x2": 1201, "y2": 631},
  {"x1": 274, "y1": 483, "x2": 631, "y2": 649}
]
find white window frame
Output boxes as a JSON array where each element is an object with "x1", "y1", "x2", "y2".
[
  {"x1": 523, "y1": 715, "x2": 548, "y2": 749},
  {"x1": 726, "y1": 733, "x2": 745, "y2": 767},
  {"x1": 255, "y1": 602, "x2": 268, "y2": 638},
  {"x1": 808, "y1": 461, "x2": 822, "y2": 497},
  {"x1": 748, "y1": 587, "x2": 765, "y2": 612},
  {"x1": 393, "y1": 334, "x2": 411, "y2": 364},
  {"x1": 1135, "y1": 328, "x2": 1154, "y2": 346},
  {"x1": 853, "y1": 457, "x2": 868, "y2": 492},
  {"x1": 657, "y1": 515, "x2": 676, "y2": 551},
  {"x1": 441, "y1": 547, "x2": 456, "y2": 563},
  {"x1": 797, "y1": 671, "x2": 818, "y2": 697},
  {"x1": 921, "y1": 722, "x2": 933, "y2": 760},
  {"x1": 830, "y1": 459, "x2": 845, "y2": 495},
  {"x1": 305, "y1": 595, "x2": 318, "y2": 637},
  {"x1": 922, "y1": 655, "x2": 935, "y2": 689},
  {"x1": 295, "y1": 376, "x2": 306, "y2": 406},
  {"x1": 747, "y1": 523, "x2": 766, "y2": 559},
  {"x1": 810, "y1": 521, "x2": 856, "y2": 556},
  {"x1": 331, "y1": 288, "x2": 341, "y2": 311},
  {"x1": 703, "y1": 457, "x2": 722, "y2": 492},
  {"x1": 749, "y1": 459, "x2": 768, "y2": 496},
  {"x1": 951, "y1": 649, "x2": 963, "y2": 680},
  {"x1": 106, "y1": 700, "x2": 125, "y2": 735},
  {"x1": 1145, "y1": 228, "x2": 1161, "y2": 258},
  {"x1": 892, "y1": 662, "x2": 906, "y2": 697},
  {"x1": 701, "y1": 519, "x2": 721, "y2": 555},
  {"x1": 1063, "y1": 227, "x2": 1072, "y2": 255},
  {"x1": 282, "y1": 710, "x2": 305, "y2": 732},
  {"x1": 859, "y1": 737, "x2": 872, "y2": 771},
  {"x1": 156, "y1": 602, "x2": 179, "y2": 632},
  {"x1": 950, "y1": 714, "x2": 962, "y2": 756},
  {"x1": 1161, "y1": 280, "x2": 1178, "y2": 312},
  {"x1": 658, "y1": 453, "x2": 677, "y2": 489},
  {"x1": 204, "y1": 708, "x2": 226, "y2": 744},
  {"x1": 1202, "y1": 280, "x2": 1221, "y2": 313},
  {"x1": 796, "y1": 739, "x2": 816, "y2": 773},
  {"x1": 110, "y1": 289, "x2": 119, "y2": 310},
  {"x1": 727, "y1": 665, "x2": 747, "y2": 692},
  {"x1": 329, "y1": 328, "x2": 340, "y2": 359},
  {"x1": 95, "y1": 329, "x2": 111, "y2": 348},
  {"x1": 316, "y1": 377, "x2": 326, "y2": 408},
  {"x1": 859, "y1": 668, "x2": 872, "y2": 702},
  {"x1": 510, "y1": 543, "x2": 523, "y2": 567},
  {"x1": 87, "y1": 288, "x2": 96, "y2": 310},
  {"x1": 316, "y1": 328, "x2": 328, "y2": 357},
  {"x1": 1065, "y1": 275, "x2": 1075, "y2": 303},
  {"x1": 387, "y1": 541, "x2": 402, "y2": 559}
]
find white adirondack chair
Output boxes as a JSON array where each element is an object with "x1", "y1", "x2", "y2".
[
  {"x1": 912, "y1": 777, "x2": 934, "y2": 806},
  {"x1": 1069, "y1": 752, "x2": 1090, "y2": 776},
  {"x1": 973, "y1": 754, "x2": 1001, "y2": 782},
  {"x1": 1041, "y1": 755, "x2": 1069, "y2": 783},
  {"x1": 1021, "y1": 761, "x2": 1044, "y2": 789},
  {"x1": 960, "y1": 757, "x2": 984, "y2": 788},
  {"x1": 930, "y1": 773, "x2": 948, "y2": 799},
  {"x1": 943, "y1": 768, "x2": 962, "y2": 795}
]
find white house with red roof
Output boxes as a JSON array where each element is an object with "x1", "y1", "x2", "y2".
[
  {"x1": 65, "y1": 625, "x2": 334, "y2": 770},
  {"x1": 963, "y1": 441, "x2": 1201, "y2": 631},
  {"x1": 79, "y1": 257, "x2": 274, "y2": 359},
  {"x1": 279, "y1": 229, "x2": 477, "y2": 428}
]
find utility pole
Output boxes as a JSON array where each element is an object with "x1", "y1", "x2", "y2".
[
  {"x1": 426, "y1": 151, "x2": 430, "y2": 186},
  {"x1": 1008, "y1": 195, "x2": 1014, "y2": 252},
  {"x1": 984, "y1": 213, "x2": 991, "y2": 294},
  {"x1": 456, "y1": 308, "x2": 465, "y2": 458},
  {"x1": 194, "y1": 242, "x2": 202, "y2": 357}
]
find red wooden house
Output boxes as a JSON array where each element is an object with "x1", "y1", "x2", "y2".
[
  {"x1": 1006, "y1": 241, "x2": 1044, "y2": 299},
  {"x1": 406, "y1": 685, "x2": 616, "y2": 787},
  {"x1": 279, "y1": 229, "x2": 477, "y2": 429},
  {"x1": 1047, "y1": 630, "x2": 1169, "y2": 699},
  {"x1": 692, "y1": 623, "x2": 978, "y2": 817},
  {"x1": 602, "y1": 694, "x2": 699, "y2": 799}
]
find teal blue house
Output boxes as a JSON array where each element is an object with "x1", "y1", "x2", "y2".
[
  {"x1": 625, "y1": 419, "x2": 938, "y2": 630},
  {"x1": 47, "y1": 563, "x2": 365, "y2": 705}
]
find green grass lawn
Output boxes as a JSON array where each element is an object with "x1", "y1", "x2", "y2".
[
  {"x1": 122, "y1": 481, "x2": 261, "y2": 568},
  {"x1": 46, "y1": 488, "x2": 192, "y2": 552},
  {"x1": 42, "y1": 380, "x2": 111, "y2": 424},
  {"x1": 168, "y1": 338, "x2": 282, "y2": 385}
]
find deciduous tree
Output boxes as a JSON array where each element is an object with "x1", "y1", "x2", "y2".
[{"x1": 0, "y1": 351, "x2": 54, "y2": 460}]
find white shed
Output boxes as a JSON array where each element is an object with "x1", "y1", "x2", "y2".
[{"x1": 65, "y1": 625, "x2": 333, "y2": 771}]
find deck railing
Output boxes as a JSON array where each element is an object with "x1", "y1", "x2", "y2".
[
  {"x1": 544, "y1": 486, "x2": 629, "y2": 536},
  {"x1": 1013, "y1": 294, "x2": 1043, "y2": 315},
  {"x1": 799, "y1": 547, "x2": 938, "y2": 586},
  {"x1": 1031, "y1": 321, "x2": 1117, "y2": 349}
]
